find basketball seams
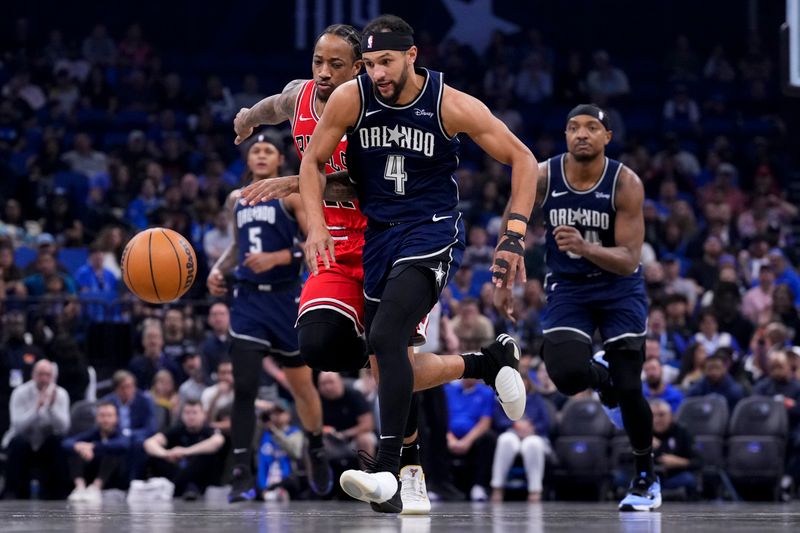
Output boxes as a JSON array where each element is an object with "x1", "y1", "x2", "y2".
[
  {"x1": 147, "y1": 231, "x2": 162, "y2": 302},
  {"x1": 161, "y1": 229, "x2": 183, "y2": 301}
]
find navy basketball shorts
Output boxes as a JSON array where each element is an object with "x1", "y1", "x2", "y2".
[
  {"x1": 362, "y1": 217, "x2": 465, "y2": 346},
  {"x1": 541, "y1": 274, "x2": 648, "y2": 350},
  {"x1": 229, "y1": 284, "x2": 301, "y2": 358}
]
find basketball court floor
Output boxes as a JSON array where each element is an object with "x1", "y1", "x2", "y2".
[{"x1": 2, "y1": 501, "x2": 799, "y2": 532}]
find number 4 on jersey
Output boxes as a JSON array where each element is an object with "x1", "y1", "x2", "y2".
[{"x1": 384, "y1": 154, "x2": 407, "y2": 195}]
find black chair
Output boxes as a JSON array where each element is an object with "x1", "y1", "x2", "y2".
[
  {"x1": 725, "y1": 395, "x2": 788, "y2": 500},
  {"x1": 676, "y1": 394, "x2": 729, "y2": 470},
  {"x1": 69, "y1": 400, "x2": 97, "y2": 436},
  {"x1": 551, "y1": 398, "x2": 613, "y2": 500}
]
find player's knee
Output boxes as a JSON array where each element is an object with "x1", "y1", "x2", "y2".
[
  {"x1": 606, "y1": 348, "x2": 646, "y2": 400},
  {"x1": 542, "y1": 337, "x2": 593, "y2": 396},
  {"x1": 297, "y1": 310, "x2": 367, "y2": 372}
]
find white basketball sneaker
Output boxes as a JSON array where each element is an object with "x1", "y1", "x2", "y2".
[{"x1": 399, "y1": 465, "x2": 431, "y2": 515}]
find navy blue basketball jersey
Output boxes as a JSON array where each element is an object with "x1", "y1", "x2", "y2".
[
  {"x1": 233, "y1": 196, "x2": 301, "y2": 284},
  {"x1": 542, "y1": 153, "x2": 633, "y2": 279},
  {"x1": 346, "y1": 68, "x2": 461, "y2": 224}
]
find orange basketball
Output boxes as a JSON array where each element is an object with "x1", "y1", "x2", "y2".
[{"x1": 121, "y1": 228, "x2": 197, "y2": 304}]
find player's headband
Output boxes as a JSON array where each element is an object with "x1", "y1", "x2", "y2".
[
  {"x1": 362, "y1": 31, "x2": 414, "y2": 52},
  {"x1": 566, "y1": 104, "x2": 611, "y2": 130},
  {"x1": 245, "y1": 133, "x2": 279, "y2": 153}
]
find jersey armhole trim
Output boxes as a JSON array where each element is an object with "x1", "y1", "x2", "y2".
[
  {"x1": 291, "y1": 80, "x2": 309, "y2": 133},
  {"x1": 437, "y1": 74, "x2": 455, "y2": 140},
  {"x1": 610, "y1": 162, "x2": 624, "y2": 212},
  {"x1": 278, "y1": 198, "x2": 297, "y2": 222},
  {"x1": 348, "y1": 77, "x2": 367, "y2": 134},
  {"x1": 540, "y1": 158, "x2": 552, "y2": 209}
]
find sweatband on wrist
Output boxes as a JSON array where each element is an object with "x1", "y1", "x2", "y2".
[{"x1": 507, "y1": 219, "x2": 527, "y2": 236}]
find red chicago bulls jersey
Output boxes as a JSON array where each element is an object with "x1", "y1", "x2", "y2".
[{"x1": 292, "y1": 80, "x2": 366, "y2": 267}]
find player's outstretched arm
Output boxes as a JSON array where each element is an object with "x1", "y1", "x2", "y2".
[
  {"x1": 554, "y1": 167, "x2": 644, "y2": 276},
  {"x1": 207, "y1": 191, "x2": 241, "y2": 295},
  {"x1": 299, "y1": 81, "x2": 359, "y2": 274},
  {"x1": 441, "y1": 87, "x2": 538, "y2": 289},
  {"x1": 239, "y1": 170, "x2": 355, "y2": 205},
  {"x1": 233, "y1": 79, "x2": 306, "y2": 145}
]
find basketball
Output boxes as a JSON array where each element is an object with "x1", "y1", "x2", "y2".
[{"x1": 121, "y1": 228, "x2": 197, "y2": 304}]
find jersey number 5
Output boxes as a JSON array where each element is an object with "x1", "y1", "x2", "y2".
[
  {"x1": 384, "y1": 154, "x2": 407, "y2": 195},
  {"x1": 248, "y1": 227, "x2": 263, "y2": 253}
]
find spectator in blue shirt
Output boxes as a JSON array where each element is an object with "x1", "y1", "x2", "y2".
[
  {"x1": 490, "y1": 386, "x2": 551, "y2": 503},
  {"x1": 687, "y1": 351, "x2": 746, "y2": 410},
  {"x1": 445, "y1": 379, "x2": 497, "y2": 501},
  {"x1": 74, "y1": 243, "x2": 119, "y2": 322},
  {"x1": 102, "y1": 370, "x2": 157, "y2": 479},
  {"x1": 642, "y1": 357, "x2": 685, "y2": 413},
  {"x1": 125, "y1": 178, "x2": 160, "y2": 230},
  {"x1": 22, "y1": 251, "x2": 76, "y2": 297},
  {"x1": 63, "y1": 400, "x2": 130, "y2": 502}
]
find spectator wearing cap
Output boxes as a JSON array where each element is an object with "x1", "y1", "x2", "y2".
[
  {"x1": 768, "y1": 248, "x2": 800, "y2": 307},
  {"x1": 687, "y1": 350, "x2": 746, "y2": 410},
  {"x1": 74, "y1": 243, "x2": 119, "y2": 323},
  {"x1": 742, "y1": 263, "x2": 775, "y2": 324}
]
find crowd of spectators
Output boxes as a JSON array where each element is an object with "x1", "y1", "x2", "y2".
[{"x1": 0, "y1": 18, "x2": 798, "y2": 502}]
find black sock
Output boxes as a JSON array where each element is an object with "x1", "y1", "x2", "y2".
[
  {"x1": 633, "y1": 448, "x2": 654, "y2": 479},
  {"x1": 460, "y1": 352, "x2": 485, "y2": 379},
  {"x1": 401, "y1": 438, "x2": 421, "y2": 468},
  {"x1": 233, "y1": 449, "x2": 253, "y2": 471},
  {"x1": 306, "y1": 430, "x2": 324, "y2": 451}
]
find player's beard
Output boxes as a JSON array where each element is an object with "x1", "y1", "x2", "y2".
[
  {"x1": 373, "y1": 68, "x2": 409, "y2": 105},
  {"x1": 570, "y1": 144, "x2": 602, "y2": 162}
]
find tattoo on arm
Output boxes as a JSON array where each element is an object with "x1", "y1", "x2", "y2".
[
  {"x1": 534, "y1": 163, "x2": 548, "y2": 209},
  {"x1": 323, "y1": 171, "x2": 357, "y2": 201},
  {"x1": 249, "y1": 79, "x2": 305, "y2": 126},
  {"x1": 212, "y1": 193, "x2": 241, "y2": 274}
]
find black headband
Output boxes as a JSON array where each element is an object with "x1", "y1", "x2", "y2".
[
  {"x1": 362, "y1": 31, "x2": 414, "y2": 52},
  {"x1": 566, "y1": 104, "x2": 611, "y2": 130}
]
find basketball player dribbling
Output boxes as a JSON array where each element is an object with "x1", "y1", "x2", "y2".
[
  {"x1": 293, "y1": 15, "x2": 537, "y2": 512},
  {"x1": 235, "y1": 23, "x2": 528, "y2": 513}
]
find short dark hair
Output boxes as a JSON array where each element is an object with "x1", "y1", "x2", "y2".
[
  {"x1": 316, "y1": 24, "x2": 362, "y2": 61},
  {"x1": 183, "y1": 399, "x2": 203, "y2": 409},
  {"x1": 96, "y1": 400, "x2": 117, "y2": 413},
  {"x1": 362, "y1": 14, "x2": 414, "y2": 38},
  {"x1": 217, "y1": 357, "x2": 232, "y2": 367}
]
